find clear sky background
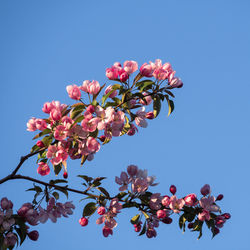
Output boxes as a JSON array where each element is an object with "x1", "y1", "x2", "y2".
[{"x1": 0, "y1": 0, "x2": 250, "y2": 249}]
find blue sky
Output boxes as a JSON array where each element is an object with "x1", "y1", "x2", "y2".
[{"x1": 0, "y1": 0, "x2": 250, "y2": 249}]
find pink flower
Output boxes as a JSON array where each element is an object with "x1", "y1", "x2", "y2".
[
  {"x1": 169, "y1": 77, "x2": 183, "y2": 88},
  {"x1": 127, "y1": 165, "x2": 138, "y2": 177},
  {"x1": 127, "y1": 124, "x2": 138, "y2": 136},
  {"x1": 1, "y1": 198, "x2": 13, "y2": 210},
  {"x1": 97, "y1": 207, "x2": 106, "y2": 215},
  {"x1": 106, "y1": 67, "x2": 119, "y2": 80},
  {"x1": 120, "y1": 71, "x2": 129, "y2": 82},
  {"x1": 184, "y1": 193, "x2": 198, "y2": 206},
  {"x1": 149, "y1": 193, "x2": 162, "y2": 210},
  {"x1": 66, "y1": 84, "x2": 81, "y2": 100},
  {"x1": 153, "y1": 67, "x2": 169, "y2": 80},
  {"x1": 109, "y1": 198, "x2": 122, "y2": 214},
  {"x1": 88, "y1": 80, "x2": 100, "y2": 95},
  {"x1": 161, "y1": 195, "x2": 171, "y2": 207},
  {"x1": 139, "y1": 92, "x2": 152, "y2": 105},
  {"x1": 86, "y1": 137, "x2": 100, "y2": 153},
  {"x1": 79, "y1": 80, "x2": 91, "y2": 92},
  {"x1": 86, "y1": 105, "x2": 95, "y2": 114},
  {"x1": 35, "y1": 119, "x2": 47, "y2": 131},
  {"x1": 102, "y1": 226, "x2": 113, "y2": 237},
  {"x1": 132, "y1": 178, "x2": 148, "y2": 193},
  {"x1": 46, "y1": 145, "x2": 65, "y2": 165},
  {"x1": 115, "y1": 172, "x2": 129, "y2": 191},
  {"x1": 135, "y1": 107, "x2": 148, "y2": 128},
  {"x1": 198, "y1": 209, "x2": 210, "y2": 221},
  {"x1": 3, "y1": 233, "x2": 17, "y2": 247},
  {"x1": 199, "y1": 196, "x2": 220, "y2": 212},
  {"x1": 81, "y1": 118, "x2": 98, "y2": 133},
  {"x1": 123, "y1": 60, "x2": 138, "y2": 74},
  {"x1": 169, "y1": 196, "x2": 185, "y2": 213},
  {"x1": 79, "y1": 217, "x2": 88, "y2": 226},
  {"x1": 146, "y1": 228, "x2": 157, "y2": 238},
  {"x1": 54, "y1": 125, "x2": 67, "y2": 141},
  {"x1": 200, "y1": 184, "x2": 211, "y2": 196},
  {"x1": 157, "y1": 209, "x2": 167, "y2": 219},
  {"x1": 104, "y1": 85, "x2": 118, "y2": 98},
  {"x1": 42, "y1": 102, "x2": 55, "y2": 114},
  {"x1": 50, "y1": 108, "x2": 62, "y2": 121},
  {"x1": 27, "y1": 118, "x2": 37, "y2": 131},
  {"x1": 145, "y1": 111, "x2": 154, "y2": 119},
  {"x1": 37, "y1": 162, "x2": 50, "y2": 176},
  {"x1": 140, "y1": 63, "x2": 154, "y2": 77}
]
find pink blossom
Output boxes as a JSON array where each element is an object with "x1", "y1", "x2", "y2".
[
  {"x1": 35, "y1": 119, "x2": 47, "y2": 131},
  {"x1": 27, "y1": 118, "x2": 37, "y2": 131},
  {"x1": 199, "y1": 196, "x2": 220, "y2": 212},
  {"x1": 86, "y1": 137, "x2": 100, "y2": 153},
  {"x1": 50, "y1": 108, "x2": 62, "y2": 121},
  {"x1": 66, "y1": 84, "x2": 81, "y2": 100},
  {"x1": 153, "y1": 67, "x2": 169, "y2": 80},
  {"x1": 79, "y1": 80, "x2": 91, "y2": 92},
  {"x1": 86, "y1": 105, "x2": 96, "y2": 114},
  {"x1": 115, "y1": 172, "x2": 129, "y2": 191},
  {"x1": 113, "y1": 110, "x2": 125, "y2": 125},
  {"x1": 132, "y1": 178, "x2": 148, "y2": 193},
  {"x1": 120, "y1": 71, "x2": 129, "y2": 82},
  {"x1": 67, "y1": 124, "x2": 88, "y2": 139},
  {"x1": 140, "y1": 63, "x2": 154, "y2": 77},
  {"x1": 3, "y1": 233, "x2": 17, "y2": 247},
  {"x1": 42, "y1": 102, "x2": 55, "y2": 114},
  {"x1": 97, "y1": 207, "x2": 106, "y2": 215},
  {"x1": 139, "y1": 92, "x2": 152, "y2": 105},
  {"x1": 198, "y1": 209, "x2": 210, "y2": 221},
  {"x1": 46, "y1": 145, "x2": 64, "y2": 165},
  {"x1": 102, "y1": 226, "x2": 113, "y2": 237},
  {"x1": 157, "y1": 210, "x2": 167, "y2": 219},
  {"x1": 169, "y1": 77, "x2": 183, "y2": 88},
  {"x1": 37, "y1": 162, "x2": 50, "y2": 176},
  {"x1": 184, "y1": 193, "x2": 198, "y2": 206},
  {"x1": 145, "y1": 111, "x2": 154, "y2": 119},
  {"x1": 25, "y1": 208, "x2": 39, "y2": 225},
  {"x1": 88, "y1": 80, "x2": 100, "y2": 95},
  {"x1": 81, "y1": 118, "x2": 98, "y2": 133},
  {"x1": 169, "y1": 195, "x2": 185, "y2": 213},
  {"x1": 127, "y1": 124, "x2": 138, "y2": 136},
  {"x1": 135, "y1": 107, "x2": 148, "y2": 128},
  {"x1": 161, "y1": 195, "x2": 171, "y2": 207},
  {"x1": 54, "y1": 125, "x2": 67, "y2": 141},
  {"x1": 79, "y1": 217, "x2": 88, "y2": 226},
  {"x1": 123, "y1": 60, "x2": 138, "y2": 74},
  {"x1": 104, "y1": 85, "x2": 118, "y2": 98},
  {"x1": 61, "y1": 116, "x2": 74, "y2": 129},
  {"x1": 106, "y1": 67, "x2": 119, "y2": 80},
  {"x1": 200, "y1": 184, "x2": 211, "y2": 196},
  {"x1": 149, "y1": 193, "x2": 162, "y2": 210},
  {"x1": 215, "y1": 215, "x2": 226, "y2": 228},
  {"x1": 36, "y1": 140, "x2": 45, "y2": 148},
  {"x1": 146, "y1": 228, "x2": 157, "y2": 238},
  {"x1": 18, "y1": 203, "x2": 33, "y2": 217},
  {"x1": 1, "y1": 198, "x2": 12, "y2": 210},
  {"x1": 127, "y1": 165, "x2": 138, "y2": 177}
]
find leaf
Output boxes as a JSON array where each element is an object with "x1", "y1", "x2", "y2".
[
  {"x1": 179, "y1": 214, "x2": 186, "y2": 232},
  {"x1": 153, "y1": 95, "x2": 161, "y2": 118},
  {"x1": 96, "y1": 187, "x2": 110, "y2": 198},
  {"x1": 30, "y1": 144, "x2": 40, "y2": 153},
  {"x1": 116, "y1": 192, "x2": 128, "y2": 199},
  {"x1": 138, "y1": 221, "x2": 147, "y2": 236},
  {"x1": 130, "y1": 214, "x2": 140, "y2": 225},
  {"x1": 53, "y1": 163, "x2": 62, "y2": 175},
  {"x1": 71, "y1": 103, "x2": 86, "y2": 108},
  {"x1": 83, "y1": 202, "x2": 97, "y2": 217},
  {"x1": 101, "y1": 84, "x2": 121, "y2": 106},
  {"x1": 51, "y1": 179, "x2": 68, "y2": 184},
  {"x1": 164, "y1": 90, "x2": 175, "y2": 98},
  {"x1": 52, "y1": 191, "x2": 59, "y2": 200},
  {"x1": 77, "y1": 175, "x2": 93, "y2": 183},
  {"x1": 81, "y1": 155, "x2": 87, "y2": 166},
  {"x1": 167, "y1": 98, "x2": 174, "y2": 116},
  {"x1": 42, "y1": 136, "x2": 52, "y2": 147},
  {"x1": 133, "y1": 72, "x2": 143, "y2": 84},
  {"x1": 89, "y1": 128, "x2": 99, "y2": 138},
  {"x1": 141, "y1": 211, "x2": 149, "y2": 220},
  {"x1": 33, "y1": 128, "x2": 51, "y2": 140},
  {"x1": 70, "y1": 108, "x2": 84, "y2": 120},
  {"x1": 136, "y1": 80, "x2": 154, "y2": 92},
  {"x1": 54, "y1": 186, "x2": 69, "y2": 198}
]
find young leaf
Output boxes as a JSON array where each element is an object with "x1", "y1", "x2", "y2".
[
  {"x1": 83, "y1": 202, "x2": 97, "y2": 217},
  {"x1": 130, "y1": 214, "x2": 140, "y2": 225},
  {"x1": 153, "y1": 95, "x2": 161, "y2": 118}
]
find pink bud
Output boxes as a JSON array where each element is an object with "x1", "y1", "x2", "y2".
[
  {"x1": 216, "y1": 194, "x2": 224, "y2": 201},
  {"x1": 222, "y1": 213, "x2": 231, "y2": 220},
  {"x1": 120, "y1": 72, "x2": 129, "y2": 82},
  {"x1": 200, "y1": 184, "x2": 211, "y2": 196},
  {"x1": 1, "y1": 198, "x2": 9, "y2": 210},
  {"x1": 97, "y1": 207, "x2": 106, "y2": 215},
  {"x1": 106, "y1": 67, "x2": 119, "y2": 80},
  {"x1": 156, "y1": 210, "x2": 167, "y2": 219},
  {"x1": 36, "y1": 140, "x2": 45, "y2": 148},
  {"x1": 79, "y1": 217, "x2": 88, "y2": 226},
  {"x1": 127, "y1": 165, "x2": 138, "y2": 177},
  {"x1": 86, "y1": 105, "x2": 96, "y2": 114},
  {"x1": 63, "y1": 172, "x2": 68, "y2": 179},
  {"x1": 187, "y1": 222, "x2": 194, "y2": 229},
  {"x1": 102, "y1": 226, "x2": 113, "y2": 237},
  {"x1": 161, "y1": 195, "x2": 170, "y2": 207},
  {"x1": 170, "y1": 185, "x2": 176, "y2": 195},
  {"x1": 140, "y1": 63, "x2": 153, "y2": 77},
  {"x1": 88, "y1": 80, "x2": 100, "y2": 95},
  {"x1": 134, "y1": 224, "x2": 141, "y2": 232},
  {"x1": 145, "y1": 111, "x2": 155, "y2": 119},
  {"x1": 66, "y1": 85, "x2": 81, "y2": 100},
  {"x1": 184, "y1": 193, "x2": 197, "y2": 206},
  {"x1": 28, "y1": 230, "x2": 39, "y2": 241}
]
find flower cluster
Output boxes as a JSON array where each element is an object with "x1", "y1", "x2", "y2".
[
  {"x1": 0, "y1": 197, "x2": 75, "y2": 249},
  {"x1": 26, "y1": 59, "x2": 183, "y2": 178}
]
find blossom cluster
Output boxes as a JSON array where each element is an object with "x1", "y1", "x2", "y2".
[
  {"x1": 0, "y1": 197, "x2": 75, "y2": 249},
  {"x1": 26, "y1": 59, "x2": 182, "y2": 178}
]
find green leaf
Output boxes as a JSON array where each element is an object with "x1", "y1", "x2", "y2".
[
  {"x1": 116, "y1": 192, "x2": 128, "y2": 199},
  {"x1": 179, "y1": 214, "x2": 186, "y2": 232},
  {"x1": 136, "y1": 80, "x2": 154, "y2": 92},
  {"x1": 77, "y1": 175, "x2": 93, "y2": 183},
  {"x1": 70, "y1": 109, "x2": 84, "y2": 120},
  {"x1": 142, "y1": 211, "x2": 150, "y2": 220},
  {"x1": 167, "y1": 98, "x2": 174, "y2": 116},
  {"x1": 83, "y1": 202, "x2": 97, "y2": 217},
  {"x1": 52, "y1": 191, "x2": 59, "y2": 200},
  {"x1": 55, "y1": 186, "x2": 68, "y2": 198},
  {"x1": 33, "y1": 128, "x2": 51, "y2": 140},
  {"x1": 42, "y1": 136, "x2": 52, "y2": 147},
  {"x1": 101, "y1": 84, "x2": 121, "y2": 106},
  {"x1": 96, "y1": 187, "x2": 110, "y2": 198},
  {"x1": 153, "y1": 95, "x2": 161, "y2": 118},
  {"x1": 50, "y1": 179, "x2": 68, "y2": 184},
  {"x1": 89, "y1": 128, "x2": 99, "y2": 138},
  {"x1": 130, "y1": 214, "x2": 140, "y2": 225},
  {"x1": 30, "y1": 144, "x2": 40, "y2": 153},
  {"x1": 53, "y1": 163, "x2": 62, "y2": 175},
  {"x1": 138, "y1": 221, "x2": 147, "y2": 236}
]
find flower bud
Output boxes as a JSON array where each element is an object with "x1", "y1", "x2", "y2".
[
  {"x1": 200, "y1": 184, "x2": 211, "y2": 196},
  {"x1": 86, "y1": 105, "x2": 96, "y2": 114},
  {"x1": 28, "y1": 230, "x2": 39, "y2": 241},
  {"x1": 79, "y1": 217, "x2": 88, "y2": 226},
  {"x1": 187, "y1": 222, "x2": 194, "y2": 229},
  {"x1": 145, "y1": 111, "x2": 155, "y2": 119},
  {"x1": 97, "y1": 206, "x2": 106, "y2": 215},
  {"x1": 63, "y1": 172, "x2": 68, "y2": 179},
  {"x1": 120, "y1": 72, "x2": 129, "y2": 82},
  {"x1": 127, "y1": 165, "x2": 138, "y2": 177},
  {"x1": 222, "y1": 213, "x2": 231, "y2": 220},
  {"x1": 169, "y1": 185, "x2": 177, "y2": 195},
  {"x1": 134, "y1": 224, "x2": 141, "y2": 232},
  {"x1": 36, "y1": 140, "x2": 45, "y2": 148},
  {"x1": 161, "y1": 217, "x2": 172, "y2": 224},
  {"x1": 1, "y1": 198, "x2": 9, "y2": 210},
  {"x1": 102, "y1": 226, "x2": 113, "y2": 237},
  {"x1": 99, "y1": 135, "x2": 106, "y2": 142},
  {"x1": 216, "y1": 194, "x2": 224, "y2": 201},
  {"x1": 156, "y1": 210, "x2": 166, "y2": 219}
]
